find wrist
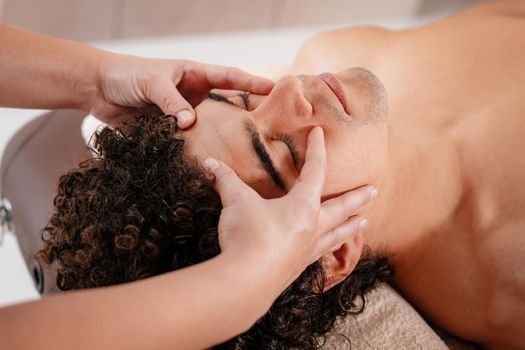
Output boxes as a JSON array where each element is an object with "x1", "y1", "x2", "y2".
[
  {"x1": 218, "y1": 248, "x2": 294, "y2": 306},
  {"x1": 50, "y1": 37, "x2": 107, "y2": 112},
  {"x1": 79, "y1": 47, "x2": 111, "y2": 112}
]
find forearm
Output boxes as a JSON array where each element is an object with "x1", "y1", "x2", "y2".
[
  {"x1": 0, "y1": 23, "x2": 104, "y2": 110},
  {"x1": 0, "y1": 252, "x2": 285, "y2": 350}
]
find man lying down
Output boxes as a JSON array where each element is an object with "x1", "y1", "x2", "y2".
[{"x1": 38, "y1": 1, "x2": 525, "y2": 349}]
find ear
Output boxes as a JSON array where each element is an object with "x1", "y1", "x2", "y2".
[{"x1": 321, "y1": 231, "x2": 364, "y2": 292}]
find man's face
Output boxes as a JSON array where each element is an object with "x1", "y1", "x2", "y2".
[{"x1": 184, "y1": 68, "x2": 389, "y2": 199}]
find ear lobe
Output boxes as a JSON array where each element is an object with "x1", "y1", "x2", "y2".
[{"x1": 321, "y1": 231, "x2": 364, "y2": 292}]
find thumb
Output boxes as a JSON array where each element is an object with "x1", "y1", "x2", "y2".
[
  {"x1": 204, "y1": 158, "x2": 253, "y2": 207},
  {"x1": 148, "y1": 77, "x2": 196, "y2": 129}
]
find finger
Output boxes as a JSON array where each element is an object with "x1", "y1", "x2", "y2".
[
  {"x1": 147, "y1": 77, "x2": 196, "y2": 129},
  {"x1": 318, "y1": 185, "x2": 377, "y2": 233},
  {"x1": 201, "y1": 64, "x2": 275, "y2": 94},
  {"x1": 203, "y1": 158, "x2": 255, "y2": 207},
  {"x1": 289, "y1": 126, "x2": 326, "y2": 199},
  {"x1": 315, "y1": 216, "x2": 367, "y2": 259}
]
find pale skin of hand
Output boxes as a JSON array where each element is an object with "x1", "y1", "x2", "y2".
[
  {"x1": 93, "y1": 56, "x2": 275, "y2": 127},
  {"x1": 0, "y1": 23, "x2": 274, "y2": 128},
  {"x1": 0, "y1": 22, "x2": 376, "y2": 349}
]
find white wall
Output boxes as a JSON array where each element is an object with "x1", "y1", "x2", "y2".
[{"x1": 0, "y1": 0, "x2": 426, "y2": 41}]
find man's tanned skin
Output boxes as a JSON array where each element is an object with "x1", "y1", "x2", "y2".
[{"x1": 292, "y1": 1, "x2": 525, "y2": 349}]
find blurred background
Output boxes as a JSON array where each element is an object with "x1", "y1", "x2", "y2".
[
  {"x1": 1, "y1": 0, "x2": 479, "y2": 42},
  {"x1": 0, "y1": 0, "x2": 482, "y2": 307}
]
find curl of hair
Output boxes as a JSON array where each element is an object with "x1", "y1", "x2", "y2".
[{"x1": 37, "y1": 111, "x2": 393, "y2": 349}]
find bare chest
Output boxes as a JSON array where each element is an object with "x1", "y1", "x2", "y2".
[{"x1": 395, "y1": 130, "x2": 525, "y2": 346}]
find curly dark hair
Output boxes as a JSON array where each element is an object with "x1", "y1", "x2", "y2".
[{"x1": 37, "y1": 109, "x2": 393, "y2": 349}]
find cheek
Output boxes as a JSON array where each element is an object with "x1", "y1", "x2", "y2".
[
  {"x1": 322, "y1": 149, "x2": 358, "y2": 197},
  {"x1": 321, "y1": 128, "x2": 385, "y2": 197}
]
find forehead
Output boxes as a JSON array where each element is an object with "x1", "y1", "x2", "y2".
[{"x1": 181, "y1": 98, "x2": 283, "y2": 198}]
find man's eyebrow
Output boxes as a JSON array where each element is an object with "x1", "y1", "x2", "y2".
[
  {"x1": 207, "y1": 92, "x2": 286, "y2": 190},
  {"x1": 243, "y1": 120, "x2": 286, "y2": 191}
]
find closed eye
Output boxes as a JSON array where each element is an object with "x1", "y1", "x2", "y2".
[
  {"x1": 207, "y1": 92, "x2": 251, "y2": 110},
  {"x1": 275, "y1": 133, "x2": 299, "y2": 169},
  {"x1": 207, "y1": 92, "x2": 235, "y2": 105}
]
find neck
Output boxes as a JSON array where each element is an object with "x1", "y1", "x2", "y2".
[{"x1": 363, "y1": 122, "x2": 464, "y2": 269}]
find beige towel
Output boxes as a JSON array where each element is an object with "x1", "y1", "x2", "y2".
[{"x1": 322, "y1": 284, "x2": 448, "y2": 350}]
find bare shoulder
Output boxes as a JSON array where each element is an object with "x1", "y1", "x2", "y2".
[
  {"x1": 291, "y1": 26, "x2": 395, "y2": 74},
  {"x1": 292, "y1": 1, "x2": 525, "y2": 75}
]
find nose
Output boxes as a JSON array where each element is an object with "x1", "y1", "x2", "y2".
[{"x1": 262, "y1": 75, "x2": 313, "y2": 119}]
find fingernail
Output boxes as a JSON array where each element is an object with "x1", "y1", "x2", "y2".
[
  {"x1": 369, "y1": 187, "x2": 378, "y2": 199},
  {"x1": 204, "y1": 158, "x2": 220, "y2": 171},
  {"x1": 176, "y1": 110, "x2": 193, "y2": 126},
  {"x1": 359, "y1": 218, "x2": 368, "y2": 230}
]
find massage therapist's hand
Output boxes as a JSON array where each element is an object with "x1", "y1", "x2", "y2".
[
  {"x1": 204, "y1": 126, "x2": 376, "y2": 288},
  {"x1": 0, "y1": 23, "x2": 273, "y2": 129},
  {"x1": 92, "y1": 54, "x2": 274, "y2": 128}
]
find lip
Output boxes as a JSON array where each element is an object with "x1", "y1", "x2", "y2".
[{"x1": 318, "y1": 72, "x2": 351, "y2": 115}]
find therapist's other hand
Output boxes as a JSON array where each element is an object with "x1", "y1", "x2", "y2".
[
  {"x1": 204, "y1": 126, "x2": 376, "y2": 286},
  {"x1": 91, "y1": 54, "x2": 274, "y2": 128}
]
